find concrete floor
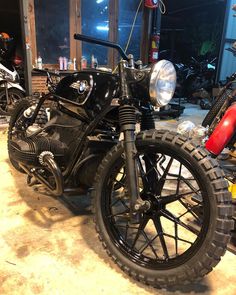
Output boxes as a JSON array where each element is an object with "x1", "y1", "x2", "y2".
[{"x1": 1, "y1": 105, "x2": 236, "y2": 295}]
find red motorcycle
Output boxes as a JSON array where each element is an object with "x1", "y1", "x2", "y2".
[
  {"x1": 202, "y1": 49, "x2": 236, "y2": 243},
  {"x1": 203, "y1": 3, "x2": 236, "y2": 168}
]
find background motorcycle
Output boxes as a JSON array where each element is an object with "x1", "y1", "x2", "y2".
[
  {"x1": 200, "y1": 3, "x2": 236, "y2": 246},
  {"x1": 7, "y1": 34, "x2": 232, "y2": 288},
  {"x1": 0, "y1": 33, "x2": 25, "y2": 115},
  {"x1": 177, "y1": 56, "x2": 216, "y2": 104},
  {"x1": 202, "y1": 72, "x2": 236, "y2": 244}
]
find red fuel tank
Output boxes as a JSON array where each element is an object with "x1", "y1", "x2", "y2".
[{"x1": 205, "y1": 103, "x2": 236, "y2": 155}]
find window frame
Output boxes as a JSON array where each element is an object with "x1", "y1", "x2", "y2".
[{"x1": 29, "y1": 0, "x2": 150, "y2": 69}]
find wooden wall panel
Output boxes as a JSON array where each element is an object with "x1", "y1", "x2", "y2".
[
  {"x1": 140, "y1": 4, "x2": 152, "y2": 64},
  {"x1": 70, "y1": 0, "x2": 81, "y2": 68},
  {"x1": 108, "y1": 0, "x2": 119, "y2": 68},
  {"x1": 32, "y1": 75, "x2": 47, "y2": 93},
  {"x1": 28, "y1": 0, "x2": 37, "y2": 65}
]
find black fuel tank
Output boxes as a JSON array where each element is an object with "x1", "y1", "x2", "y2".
[{"x1": 55, "y1": 69, "x2": 119, "y2": 118}]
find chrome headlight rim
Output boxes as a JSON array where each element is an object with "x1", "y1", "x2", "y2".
[{"x1": 149, "y1": 60, "x2": 176, "y2": 107}]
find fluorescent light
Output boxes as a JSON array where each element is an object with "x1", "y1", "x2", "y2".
[
  {"x1": 96, "y1": 0, "x2": 104, "y2": 3},
  {"x1": 96, "y1": 26, "x2": 109, "y2": 31}
]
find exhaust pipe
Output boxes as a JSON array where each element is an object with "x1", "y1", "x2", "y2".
[
  {"x1": 205, "y1": 103, "x2": 236, "y2": 156},
  {"x1": 20, "y1": 152, "x2": 64, "y2": 196}
]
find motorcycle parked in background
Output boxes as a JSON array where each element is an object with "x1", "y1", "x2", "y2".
[
  {"x1": 175, "y1": 56, "x2": 216, "y2": 103},
  {"x1": 202, "y1": 4, "x2": 236, "y2": 242},
  {"x1": 7, "y1": 33, "x2": 233, "y2": 288},
  {"x1": 203, "y1": 3, "x2": 236, "y2": 159},
  {"x1": 0, "y1": 32, "x2": 25, "y2": 115},
  {"x1": 202, "y1": 70, "x2": 236, "y2": 243}
]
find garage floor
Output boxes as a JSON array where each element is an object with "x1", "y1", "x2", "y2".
[{"x1": 1, "y1": 105, "x2": 236, "y2": 295}]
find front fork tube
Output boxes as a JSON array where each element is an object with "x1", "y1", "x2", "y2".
[
  {"x1": 123, "y1": 127, "x2": 150, "y2": 222},
  {"x1": 118, "y1": 60, "x2": 150, "y2": 222}
]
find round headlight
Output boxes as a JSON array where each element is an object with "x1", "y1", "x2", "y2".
[{"x1": 149, "y1": 60, "x2": 176, "y2": 107}]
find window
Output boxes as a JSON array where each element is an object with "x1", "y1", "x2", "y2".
[
  {"x1": 34, "y1": 0, "x2": 70, "y2": 64},
  {"x1": 118, "y1": 0, "x2": 142, "y2": 60},
  {"x1": 31, "y1": 0, "x2": 145, "y2": 68},
  {"x1": 81, "y1": 0, "x2": 109, "y2": 66}
]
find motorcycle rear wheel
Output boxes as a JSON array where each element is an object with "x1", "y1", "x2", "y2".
[
  {"x1": 202, "y1": 88, "x2": 232, "y2": 128},
  {"x1": 93, "y1": 130, "x2": 233, "y2": 288},
  {"x1": 0, "y1": 88, "x2": 24, "y2": 116}
]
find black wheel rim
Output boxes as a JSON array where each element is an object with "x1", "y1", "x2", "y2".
[
  {"x1": 0, "y1": 91, "x2": 22, "y2": 114},
  {"x1": 101, "y1": 146, "x2": 210, "y2": 270}
]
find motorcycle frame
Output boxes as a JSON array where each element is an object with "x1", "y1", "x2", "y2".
[{"x1": 27, "y1": 34, "x2": 151, "y2": 219}]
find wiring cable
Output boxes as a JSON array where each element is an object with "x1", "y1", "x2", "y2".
[
  {"x1": 124, "y1": 0, "x2": 143, "y2": 53},
  {"x1": 112, "y1": 0, "x2": 167, "y2": 73},
  {"x1": 124, "y1": 0, "x2": 166, "y2": 54},
  {"x1": 112, "y1": 0, "x2": 143, "y2": 73},
  {"x1": 159, "y1": 0, "x2": 166, "y2": 14}
]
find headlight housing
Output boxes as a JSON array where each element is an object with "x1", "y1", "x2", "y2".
[{"x1": 149, "y1": 60, "x2": 176, "y2": 107}]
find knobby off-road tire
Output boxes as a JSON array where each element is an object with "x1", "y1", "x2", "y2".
[
  {"x1": 0, "y1": 88, "x2": 24, "y2": 116},
  {"x1": 8, "y1": 97, "x2": 47, "y2": 172},
  {"x1": 202, "y1": 88, "x2": 232, "y2": 128},
  {"x1": 92, "y1": 130, "x2": 233, "y2": 288}
]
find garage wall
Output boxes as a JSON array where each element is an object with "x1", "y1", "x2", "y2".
[{"x1": 218, "y1": 0, "x2": 236, "y2": 81}]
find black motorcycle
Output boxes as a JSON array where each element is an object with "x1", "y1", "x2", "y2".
[
  {"x1": 8, "y1": 34, "x2": 232, "y2": 288},
  {"x1": 174, "y1": 57, "x2": 216, "y2": 104}
]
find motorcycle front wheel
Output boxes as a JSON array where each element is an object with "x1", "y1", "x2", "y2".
[
  {"x1": 93, "y1": 130, "x2": 233, "y2": 288},
  {"x1": 0, "y1": 88, "x2": 24, "y2": 116}
]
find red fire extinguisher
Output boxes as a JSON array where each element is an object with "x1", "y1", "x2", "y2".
[
  {"x1": 149, "y1": 33, "x2": 160, "y2": 63},
  {"x1": 149, "y1": 7, "x2": 160, "y2": 63},
  {"x1": 145, "y1": 0, "x2": 159, "y2": 9}
]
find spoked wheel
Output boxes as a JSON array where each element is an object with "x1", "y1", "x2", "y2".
[
  {"x1": 0, "y1": 88, "x2": 24, "y2": 115},
  {"x1": 114, "y1": 167, "x2": 126, "y2": 191},
  {"x1": 93, "y1": 130, "x2": 233, "y2": 288}
]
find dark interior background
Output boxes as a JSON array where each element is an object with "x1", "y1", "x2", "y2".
[
  {"x1": 0, "y1": 0, "x2": 23, "y2": 58},
  {"x1": 159, "y1": 0, "x2": 227, "y2": 63}
]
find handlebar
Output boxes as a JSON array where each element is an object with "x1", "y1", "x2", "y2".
[{"x1": 74, "y1": 33, "x2": 129, "y2": 61}]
